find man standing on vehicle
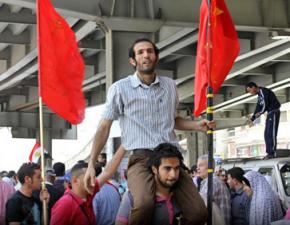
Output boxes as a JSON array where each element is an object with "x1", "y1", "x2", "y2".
[
  {"x1": 246, "y1": 82, "x2": 281, "y2": 159},
  {"x1": 84, "y1": 38, "x2": 213, "y2": 225}
]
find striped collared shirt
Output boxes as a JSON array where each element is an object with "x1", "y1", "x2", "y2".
[{"x1": 102, "y1": 73, "x2": 179, "y2": 150}]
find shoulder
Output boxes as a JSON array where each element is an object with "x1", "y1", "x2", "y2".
[
  {"x1": 53, "y1": 193, "x2": 73, "y2": 209},
  {"x1": 7, "y1": 191, "x2": 23, "y2": 203},
  {"x1": 159, "y1": 76, "x2": 175, "y2": 84},
  {"x1": 112, "y1": 76, "x2": 132, "y2": 88}
]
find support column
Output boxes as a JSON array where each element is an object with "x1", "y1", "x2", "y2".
[
  {"x1": 105, "y1": 29, "x2": 114, "y2": 91},
  {"x1": 36, "y1": 129, "x2": 52, "y2": 167},
  {"x1": 186, "y1": 132, "x2": 198, "y2": 167}
]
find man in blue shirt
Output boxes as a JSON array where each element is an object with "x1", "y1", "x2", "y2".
[
  {"x1": 227, "y1": 167, "x2": 251, "y2": 225},
  {"x1": 246, "y1": 82, "x2": 281, "y2": 159},
  {"x1": 92, "y1": 164, "x2": 121, "y2": 225}
]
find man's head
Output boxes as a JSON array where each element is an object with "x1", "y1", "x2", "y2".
[
  {"x1": 97, "y1": 153, "x2": 107, "y2": 167},
  {"x1": 196, "y1": 155, "x2": 215, "y2": 179},
  {"x1": 245, "y1": 82, "x2": 259, "y2": 95},
  {"x1": 147, "y1": 143, "x2": 183, "y2": 189},
  {"x1": 71, "y1": 162, "x2": 88, "y2": 195},
  {"x1": 128, "y1": 38, "x2": 159, "y2": 74},
  {"x1": 17, "y1": 163, "x2": 42, "y2": 190},
  {"x1": 53, "y1": 162, "x2": 65, "y2": 177},
  {"x1": 190, "y1": 165, "x2": 197, "y2": 177},
  {"x1": 45, "y1": 168, "x2": 56, "y2": 184},
  {"x1": 217, "y1": 168, "x2": 228, "y2": 183},
  {"x1": 227, "y1": 167, "x2": 246, "y2": 190}
]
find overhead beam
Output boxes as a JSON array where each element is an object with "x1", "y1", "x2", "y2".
[
  {"x1": 213, "y1": 78, "x2": 290, "y2": 112},
  {"x1": 0, "y1": 7, "x2": 35, "y2": 24},
  {"x1": 0, "y1": 111, "x2": 70, "y2": 129},
  {"x1": 215, "y1": 118, "x2": 248, "y2": 130},
  {"x1": 177, "y1": 39, "x2": 290, "y2": 101},
  {"x1": 0, "y1": 29, "x2": 30, "y2": 44},
  {"x1": 158, "y1": 30, "x2": 199, "y2": 59},
  {"x1": 0, "y1": 21, "x2": 97, "y2": 91}
]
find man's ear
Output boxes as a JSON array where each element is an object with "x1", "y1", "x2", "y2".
[
  {"x1": 24, "y1": 175, "x2": 32, "y2": 184},
  {"x1": 71, "y1": 175, "x2": 78, "y2": 185},
  {"x1": 151, "y1": 166, "x2": 158, "y2": 175},
  {"x1": 129, "y1": 58, "x2": 136, "y2": 67}
]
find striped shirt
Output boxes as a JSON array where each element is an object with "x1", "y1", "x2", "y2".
[{"x1": 102, "y1": 73, "x2": 179, "y2": 150}]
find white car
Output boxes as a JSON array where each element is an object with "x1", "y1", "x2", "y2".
[{"x1": 221, "y1": 156, "x2": 290, "y2": 211}]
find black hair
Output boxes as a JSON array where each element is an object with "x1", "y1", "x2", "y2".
[
  {"x1": 245, "y1": 82, "x2": 258, "y2": 88},
  {"x1": 95, "y1": 163, "x2": 103, "y2": 177},
  {"x1": 147, "y1": 143, "x2": 183, "y2": 170},
  {"x1": 191, "y1": 165, "x2": 197, "y2": 173},
  {"x1": 7, "y1": 170, "x2": 16, "y2": 178},
  {"x1": 227, "y1": 167, "x2": 251, "y2": 187},
  {"x1": 71, "y1": 162, "x2": 88, "y2": 178},
  {"x1": 17, "y1": 163, "x2": 40, "y2": 184},
  {"x1": 100, "y1": 153, "x2": 107, "y2": 159},
  {"x1": 128, "y1": 37, "x2": 159, "y2": 59},
  {"x1": 53, "y1": 162, "x2": 65, "y2": 176}
]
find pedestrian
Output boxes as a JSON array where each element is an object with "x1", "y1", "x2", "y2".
[
  {"x1": 6, "y1": 163, "x2": 49, "y2": 225},
  {"x1": 246, "y1": 82, "x2": 281, "y2": 159},
  {"x1": 197, "y1": 155, "x2": 231, "y2": 225},
  {"x1": 244, "y1": 171, "x2": 283, "y2": 225},
  {"x1": 227, "y1": 167, "x2": 251, "y2": 225},
  {"x1": 92, "y1": 164, "x2": 121, "y2": 225}
]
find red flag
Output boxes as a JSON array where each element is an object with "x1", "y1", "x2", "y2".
[
  {"x1": 37, "y1": 0, "x2": 85, "y2": 124},
  {"x1": 194, "y1": 0, "x2": 240, "y2": 116}
]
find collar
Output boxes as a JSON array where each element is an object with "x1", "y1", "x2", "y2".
[
  {"x1": 235, "y1": 187, "x2": 244, "y2": 195},
  {"x1": 156, "y1": 192, "x2": 173, "y2": 203},
  {"x1": 130, "y1": 72, "x2": 160, "y2": 88},
  {"x1": 45, "y1": 181, "x2": 53, "y2": 186},
  {"x1": 231, "y1": 187, "x2": 244, "y2": 196}
]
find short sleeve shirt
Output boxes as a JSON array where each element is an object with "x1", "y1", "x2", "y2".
[
  {"x1": 102, "y1": 73, "x2": 180, "y2": 150},
  {"x1": 6, "y1": 191, "x2": 40, "y2": 225}
]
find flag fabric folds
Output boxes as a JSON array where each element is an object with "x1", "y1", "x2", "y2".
[
  {"x1": 37, "y1": 0, "x2": 85, "y2": 124},
  {"x1": 194, "y1": 0, "x2": 240, "y2": 116},
  {"x1": 29, "y1": 142, "x2": 41, "y2": 163}
]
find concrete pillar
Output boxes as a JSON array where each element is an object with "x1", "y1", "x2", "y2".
[
  {"x1": 186, "y1": 132, "x2": 198, "y2": 167},
  {"x1": 36, "y1": 129, "x2": 52, "y2": 167}
]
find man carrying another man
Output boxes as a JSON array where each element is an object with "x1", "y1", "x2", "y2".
[
  {"x1": 84, "y1": 38, "x2": 213, "y2": 225},
  {"x1": 116, "y1": 143, "x2": 184, "y2": 225}
]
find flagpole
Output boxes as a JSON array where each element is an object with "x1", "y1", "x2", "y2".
[
  {"x1": 36, "y1": 0, "x2": 48, "y2": 224},
  {"x1": 38, "y1": 97, "x2": 48, "y2": 225},
  {"x1": 206, "y1": 1, "x2": 213, "y2": 225}
]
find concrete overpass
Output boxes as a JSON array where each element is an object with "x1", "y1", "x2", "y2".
[{"x1": 0, "y1": 0, "x2": 289, "y2": 163}]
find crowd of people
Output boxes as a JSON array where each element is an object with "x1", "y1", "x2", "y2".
[
  {"x1": 0, "y1": 37, "x2": 287, "y2": 225},
  {"x1": 1, "y1": 147, "x2": 290, "y2": 225}
]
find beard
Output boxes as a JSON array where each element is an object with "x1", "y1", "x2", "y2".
[
  {"x1": 135, "y1": 59, "x2": 157, "y2": 74},
  {"x1": 156, "y1": 173, "x2": 178, "y2": 189}
]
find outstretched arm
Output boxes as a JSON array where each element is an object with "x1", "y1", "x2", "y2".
[
  {"x1": 84, "y1": 119, "x2": 113, "y2": 194},
  {"x1": 174, "y1": 116, "x2": 215, "y2": 132},
  {"x1": 97, "y1": 146, "x2": 127, "y2": 187}
]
